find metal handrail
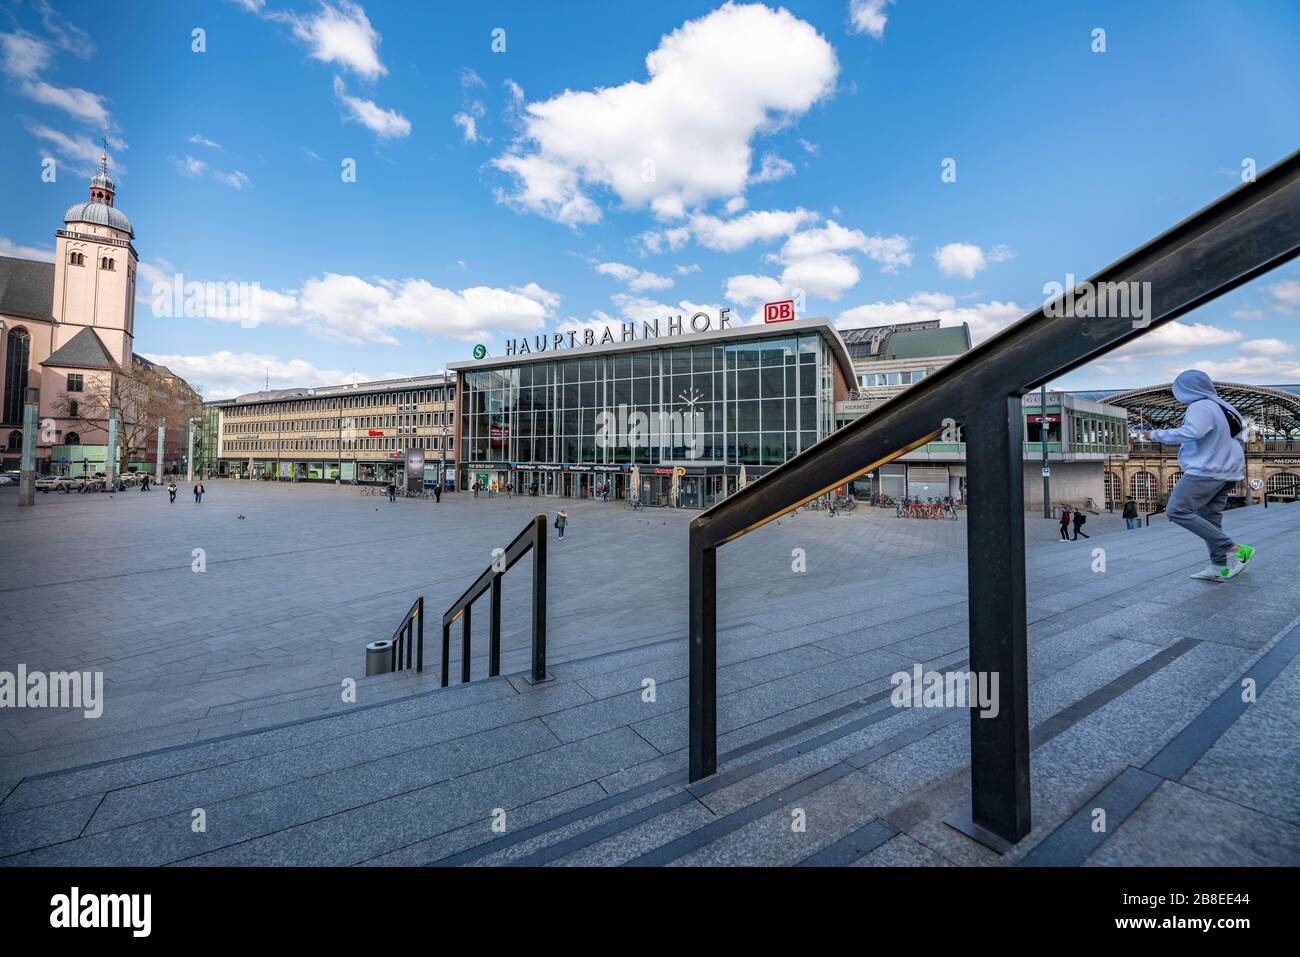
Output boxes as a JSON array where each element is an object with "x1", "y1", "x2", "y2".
[
  {"x1": 389, "y1": 596, "x2": 424, "y2": 673},
  {"x1": 440, "y1": 514, "x2": 548, "y2": 687},
  {"x1": 685, "y1": 148, "x2": 1300, "y2": 844}
]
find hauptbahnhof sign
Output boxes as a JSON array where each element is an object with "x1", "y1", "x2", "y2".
[{"x1": 505, "y1": 309, "x2": 734, "y2": 356}]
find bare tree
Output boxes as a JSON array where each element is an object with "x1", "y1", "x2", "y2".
[{"x1": 51, "y1": 359, "x2": 202, "y2": 474}]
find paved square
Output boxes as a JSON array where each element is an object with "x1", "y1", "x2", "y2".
[{"x1": 2, "y1": 481, "x2": 1298, "y2": 866}]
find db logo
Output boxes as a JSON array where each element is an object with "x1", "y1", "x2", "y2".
[{"x1": 764, "y1": 299, "x2": 796, "y2": 323}]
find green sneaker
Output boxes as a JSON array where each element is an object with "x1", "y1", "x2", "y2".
[
  {"x1": 1190, "y1": 565, "x2": 1228, "y2": 582},
  {"x1": 1235, "y1": 544, "x2": 1255, "y2": 565}
]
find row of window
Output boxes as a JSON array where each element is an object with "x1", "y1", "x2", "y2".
[
  {"x1": 224, "y1": 435, "x2": 455, "y2": 453},
  {"x1": 67, "y1": 251, "x2": 116, "y2": 270},
  {"x1": 225, "y1": 387, "x2": 455, "y2": 417},
  {"x1": 223, "y1": 411, "x2": 454, "y2": 434},
  {"x1": 857, "y1": 368, "x2": 936, "y2": 388}
]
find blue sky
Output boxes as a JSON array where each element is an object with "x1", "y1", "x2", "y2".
[{"x1": 2, "y1": 0, "x2": 1298, "y2": 398}]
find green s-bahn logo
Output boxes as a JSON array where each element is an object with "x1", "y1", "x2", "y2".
[{"x1": 472, "y1": 344, "x2": 487, "y2": 360}]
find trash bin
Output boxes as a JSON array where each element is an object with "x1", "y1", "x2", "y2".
[{"x1": 365, "y1": 639, "x2": 394, "y2": 677}]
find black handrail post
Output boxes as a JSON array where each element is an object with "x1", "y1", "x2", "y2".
[
  {"x1": 441, "y1": 621, "x2": 450, "y2": 688},
  {"x1": 416, "y1": 597, "x2": 424, "y2": 674},
  {"x1": 406, "y1": 617, "x2": 413, "y2": 670},
  {"x1": 688, "y1": 532, "x2": 717, "y2": 781},
  {"x1": 529, "y1": 513, "x2": 549, "y2": 683},
  {"x1": 489, "y1": 575, "x2": 502, "y2": 677},
  {"x1": 461, "y1": 603, "x2": 472, "y2": 683},
  {"x1": 963, "y1": 395, "x2": 1031, "y2": 844}
]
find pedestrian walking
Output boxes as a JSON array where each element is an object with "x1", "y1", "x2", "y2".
[
  {"x1": 555, "y1": 509, "x2": 568, "y2": 541},
  {"x1": 167, "y1": 482, "x2": 178, "y2": 503},
  {"x1": 386, "y1": 482, "x2": 397, "y2": 503},
  {"x1": 1072, "y1": 508, "x2": 1089, "y2": 540},
  {"x1": 194, "y1": 482, "x2": 205, "y2": 503},
  {"x1": 433, "y1": 484, "x2": 442, "y2": 503},
  {"x1": 140, "y1": 474, "x2": 150, "y2": 492},
  {"x1": 1122, "y1": 497, "x2": 1139, "y2": 530},
  {"x1": 1058, "y1": 504, "x2": 1071, "y2": 541},
  {"x1": 1141, "y1": 369, "x2": 1254, "y2": 582}
]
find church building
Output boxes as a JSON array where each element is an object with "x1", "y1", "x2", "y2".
[{"x1": 0, "y1": 148, "x2": 196, "y2": 476}]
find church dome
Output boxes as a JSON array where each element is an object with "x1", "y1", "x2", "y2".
[{"x1": 63, "y1": 201, "x2": 134, "y2": 238}]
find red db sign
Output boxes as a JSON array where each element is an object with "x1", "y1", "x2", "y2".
[{"x1": 764, "y1": 299, "x2": 796, "y2": 323}]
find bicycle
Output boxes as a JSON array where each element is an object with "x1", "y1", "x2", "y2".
[
  {"x1": 360, "y1": 487, "x2": 380, "y2": 496},
  {"x1": 624, "y1": 497, "x2": 644, "y2": 511}
]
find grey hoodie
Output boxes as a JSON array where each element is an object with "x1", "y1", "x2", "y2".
[{"x1": 1149, "y1": 370, "x2": 1245, "y2": 481}]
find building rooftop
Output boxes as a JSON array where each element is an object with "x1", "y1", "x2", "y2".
[
  {"x1": 449, "y1": 316, "x2": 857, "y2": 385},
  {"x1": 841, "y1": 321, "x2": 972, "y2": 362},
  {"x1": 40, "y1": 327, "x2": 114, "y2": 370},
  {"x1": 230, "y1": 371, "x2": 454, "y2": 406},
  {"x1": 0, "y1": 255, "x2": 55, "y2": 323}
]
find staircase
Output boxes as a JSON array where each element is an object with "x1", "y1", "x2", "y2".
[{"x1": 3, "y1": 505, "x2": 1297, "y2": 866}]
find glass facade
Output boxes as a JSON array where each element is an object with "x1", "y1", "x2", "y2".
[{"x1": 458, "y1": 331, "x2": 838, "y2": 502}]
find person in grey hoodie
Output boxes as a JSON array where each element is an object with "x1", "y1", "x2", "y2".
[{"x1": 1141, "y1": 370, "x2": 1255, "y2": 582}]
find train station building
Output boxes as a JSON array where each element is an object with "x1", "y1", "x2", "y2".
[{"x1": 447, "y1": 314, "x2": 855, "y2": 507}]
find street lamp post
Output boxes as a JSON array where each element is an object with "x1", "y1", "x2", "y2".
[{"x1": 1040, "y1": 384, "x2": 1051, "y2": 518}]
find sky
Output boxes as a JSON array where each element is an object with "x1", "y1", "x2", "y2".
[{"x1": 1, "y1": 0, "x2": 1299, "y2": 400}]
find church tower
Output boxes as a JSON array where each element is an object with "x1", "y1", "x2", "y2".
[{"x1": 51, "y1": 143, "x2": 138, "y2": 366}]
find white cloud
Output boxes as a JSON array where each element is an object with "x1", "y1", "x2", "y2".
[
  {"x1": 453, "y1": 112, "x2": 478, "y2": 142},
  {"x1": 797, "y1": 138, "x2": 819, "y2": 156},
  {"x1": 0, "y1": 236, "x2": 55, "y2": 262},
  {"x1": 725, "y1": 274, "x2": 786, "y2": 306},
  {"x1": 595, "y1": 261, "x2": 674, "y2": 292},
  {"x1": 19, "y1": 79, "x2": 109, "y2": 126},
  {"x1": 781, "y1": 252, "x2": 860, "y2": 300},
  {"x1": 143, "y1": 264, "x2": 555, "y2": 346},
  {"x1": 934, "y1": 242, "x2": 985, "y2": 279},
  {"x1": 290, "y1": 1, "x2": 387, "y2": 79},
  {"x1": 724, "y1": 196, "x2": 747, "y2": 215},
  {"x1": 3, "y1": 30, "x2": 115, "y2": 138},
  {"x1": 512, "y1": 282, "x2": 561, "y2": 310},
  {"x1": 1177, "y1": 355, "x2": 1300, "y2": 383},
  {"x1": 176, "y1": 155, "x2": 207, "y2": 177},
  {"x1": 837, "y1": 292, "x2": 1023, "y2": 343},
  {"x1": 492, "y1": 3, "x2": 838, "y2": 225},
  {"x1": 213, "y1": 169, "x2": 253, "y2": 190},
  {"x1": 1105, "y1": 321, "x2": 1242, "y2": 362},
  {"x1": 750, "y1": 151, "x2": 794, "y2": 185},
  {"x1": 24, "y1": 121, "x2": 123, "y2": 176},
  {"x1": 1240, "y1": 338, "x2": 1295, "y2": 356},
  {"x1": 138, "y1": 351, "x2": 366, "y2": 401},
  {"x1": 779, "y1": 220, "x2": 911, "y2": 272},
  {"x1": 763, "y1": 220, "x2": 912, "y2": 299},
  {"x1": 0, "y1": 32, "x2": 52, "y2": 80},
  {"x1": 607, "y1": 294, "x2": 724, "y2": 326},
  {"x1": 332, "y1": 75, "x2": 411, "y2": 139},
  {"x1": 637, "y1": 226, "x2": 692, "y2": 255},
  {"x1": 295, "y1": 275, "x2": 552, "y2": 344},
  {"x1": 691, "y1": 208, "x2": 818, "y2": 252},
  {"x1": 848, "y1": 0, "x2": 892, "y2": 39},
  {"x1": 675, "y1": 263, "x2": 701, "y2": 275},
  {"x1": 188, "y1": 133, "x2": 221, "y2": 149},
  {"x1": 1267, "y1": 279, "x2": 1300, "y2": 313}
]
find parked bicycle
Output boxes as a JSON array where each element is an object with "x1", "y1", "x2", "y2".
[{"x1": 624, "y1": 496, "x2": 644, "y2": 510}]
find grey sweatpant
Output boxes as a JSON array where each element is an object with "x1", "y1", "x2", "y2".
[{"x1": 1165, "y1": 474, "x2": 1236, "y2": 565}]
